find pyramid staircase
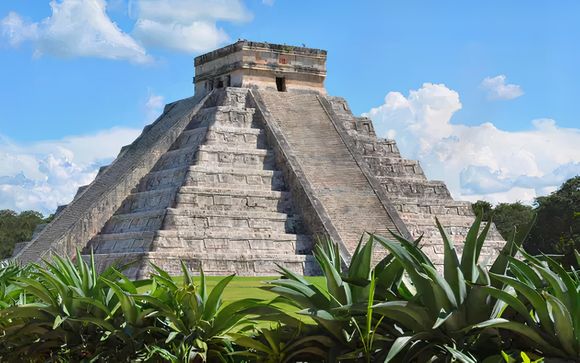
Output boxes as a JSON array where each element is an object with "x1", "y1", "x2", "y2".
[{"x1": 83, "y1": 88, "x2": 315, "y2": 279}]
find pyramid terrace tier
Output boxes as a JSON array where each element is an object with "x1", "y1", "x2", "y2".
[
  {"x1": 175, "y1": 187, "x2": 293, "y2": 213},
  {"x1": 86, "y1": 230, "x2": 312, "y2": 255},
  {"x1": 86, "y1": 251, "x2": 319, "y2": 279}
]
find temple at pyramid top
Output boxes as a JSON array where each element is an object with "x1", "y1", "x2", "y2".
[{"x1": 193, "y1": 40, "x2": 327, "y2": 95}]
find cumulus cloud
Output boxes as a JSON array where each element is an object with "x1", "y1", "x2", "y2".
[
  {"x1": 0, "y1": 127, "x2": 140, "y2": 214},
  {"x1": 481, "y1": 74, "x2": 524, "y2": 100},
  {"x1": 1, "y1": 0, "x2": 151, "y2": 63},
  {"x1": 2, "y1": 0, "x2": 255, "y2": 60},
  {"x1": 0, "y1": 12, "x2": 38, "y2": 46},
  {"x1": 364, "y1": 83, "x2": 580, "y2": 204},
  {"x1": 130, "y1": 0, "x2": 252, "y2": 53}
]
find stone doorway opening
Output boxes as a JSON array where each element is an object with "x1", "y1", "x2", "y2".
[{"x1": 276, "y1": 77, "x2": 286, "y2": 92}]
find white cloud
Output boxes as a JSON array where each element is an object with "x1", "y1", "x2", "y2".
[
  {"x1": 2, "y1": 0, "x2": 255, "y2": 60},
  {"x1": 144, "y1": 92, "x2": 165, "y2": 121},
  {"x1": 0, "y1": 12, "x2": 38, "y2": 46},
  {"x1": 1, "y1": 0, "x2": 151, "y2": 63},
  {"x1": 131, "y1": 0, "x2": 252, "y2": 53},
  {"x1": 364, "y1": 83, "x2": 580, "y2": 204},
  {"x1": 481, "y1": 74, "x2": 524, "y2": 100},
  {"x1": 133, "y1": 19, "x2": 228, "y2": 53},
  {"x1": 0, "y1": 127, "x2": 140, "y2": 214}
]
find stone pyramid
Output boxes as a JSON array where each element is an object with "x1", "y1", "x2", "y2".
[{"x1": 13, "y1": 41, "x2": 504, "y2": 278}]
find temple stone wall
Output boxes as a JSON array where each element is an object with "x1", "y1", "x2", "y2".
[{"x1": 194, "y1": 41, "x2": 327, "y2": 96}]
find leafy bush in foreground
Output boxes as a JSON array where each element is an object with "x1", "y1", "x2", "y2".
[
  {"x1": 475, "y1": 249, "x2": 580, "y2": 361},
  {"x1": 0, "y1": 213, "x2": 579, "y2": 362}
]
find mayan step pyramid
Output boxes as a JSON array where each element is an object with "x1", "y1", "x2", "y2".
[{"x1": 13, "y1": 41, "x2": 504, "y2": 278}]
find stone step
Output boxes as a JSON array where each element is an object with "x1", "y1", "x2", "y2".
[
  {"x1": 363, "y1": 156, "x2": 425, "y2": 178},
  {"x1": 170, "y1": 127, "x2": 208, "y2": 150},
  {"x1": 184, "y1": 166, "x2": 285, "y2": 190},
  {"x1": 205, "y1": 87, "x2": 250, "y2": 109},
  {"x1": 196, "y1": 144, "x2": 275, "y2": 170},
  {"x1": 205, "y1": 126, "x2": 267, "y2": 149},
  {"x1": 175, "y1": 186, "x2": 291, "y2": 212},
  {"x1": 257, "y1": 90, "x2": 400, "y2": 255},
  {"x1": 137, "y1": 166, "x2": 189, "y2": 192},
  {"x1": 118, "y1": 187, "x2": 178, "y2": 213},
  {"x1": 378, "y1": 176, "x2": 452, "y2": 199},
  {"x1": 194, "y1": 105, "x2": 256, "y2": 129},
  {"x1": 353, "y1": 137, "x2": 402, "y2": 158},
  {"x1": 86, "y1": 251, "x2": 316, "y2": 278},
  {"x1": 164, "y1": 208, "x2": 298, "y2": 233},
  {"x1": 88, "y1": 229, "x2": 311, "y2": 255},
  {"x1": 152, "y1": 230, "x2": 312, "y2": 254},
  {"x1": 102, "y1": 209, "x2": 166, "y2": 234},
  {"x1": 152, "y1": 145, "x2": 198, "y2": 171},
  {"x1": 86, "y1": 231, "x2": 156, "y2": 254},
  {"x1": 389, "y1": 198, "x2": 473, "y2": 216}
]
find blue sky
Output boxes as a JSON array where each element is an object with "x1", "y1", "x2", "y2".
[{"x1": 0, "y1": 0, "x2": 579, "y2": 214}]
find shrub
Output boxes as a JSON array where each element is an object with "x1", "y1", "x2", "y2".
[{"x1": 371, "y1": 213, "x2": 533, "y2": 362}]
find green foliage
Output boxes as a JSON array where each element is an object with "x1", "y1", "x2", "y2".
[
  {"x1": 1, "y1": 212, "x2": 579, "y2": 362},
  {"x1": 232, "y1": 325, "x2": 332, "y2": 362},
  {"x1": 472, "y1": 200, "x2": 493, "y2": 220},
  {"x1": 0, "y1": 253, "x2": 260, "y2": 362},
  {"x1": 0, "y1": 251, "x2": 149, "y2": 361},
  {"x1": 136, "y1": 262, "x2": 260, "y2": 362},
  {"x1": 0, "y1": 209, "x2": 52, "y2": 258},
  {"x1": 526, "y1": 176, "x2": 580, "y2": 267},
  {"x1": 474, "y1": 249, "x2": 580, "y2": 360},
  {"x1": 494, "y1": 203, "x2": 535, "y2": 240},
  {"x1": 261, "y1": 235, "x2": 409, "y2": 361},
  {"x1": 471, "y1": 201, "x2": 534, "y2": 242},
  {"x1": 473, "y1": 176, "x2": 580, "y2": 268},
  {"x1": 371, "y1": 213, "x2": 533, "y2": 362}
]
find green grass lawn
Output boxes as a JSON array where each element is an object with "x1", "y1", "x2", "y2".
[
  {"x1": 164, "y1": 275, "x2": 327, "y2": 323},
  {"x1": 201, "y1": 275, "x2": 326, "y2": 303}
]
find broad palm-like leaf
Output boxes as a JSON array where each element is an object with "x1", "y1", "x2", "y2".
[
  {"x1": 372, "y1": 213, "x2": 533, "y2": 361},
  {"x1": 135, "y1": 262, "x2": 260, "y2": 362},
  {"x1": 0, "y1": 250, "x2": 147, "y2": 361},
  {"x1": 473, "y1": 249, "x2": 580, "y2": 360},
  {"x1": 232, "y1": 325, "x2": 333, "y2": 363},
  {"x1": 0, "y1": 261, "x2": 29, "y2": 309},
  {"x1": 262, "y1": 235, "x2": 407, "y2": 360}
]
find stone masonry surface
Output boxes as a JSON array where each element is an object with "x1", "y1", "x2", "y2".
[
  {"x1": 14, "y1": 41, "x2": 505, "y2": 276},
  {"x1": 81, "y1": 88, "x2": 317, "y2": 279}
]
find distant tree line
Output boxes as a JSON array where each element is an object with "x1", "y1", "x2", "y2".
[
  {"x1": 0, "y1": 210, "x2": 53, "y2": 259},
  {"x1": 473, "y1": 176, "x2": 579, "y2": 267}
]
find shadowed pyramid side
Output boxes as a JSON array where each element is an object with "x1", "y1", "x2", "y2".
[{"x1": 13, "y1": 93, "x2": 211, "y2": 265}]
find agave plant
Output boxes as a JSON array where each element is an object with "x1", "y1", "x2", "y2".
[
  {"x1": 0, "y1": 260, "x2": 29, "y2": 309},
  {"x1": 0, "y1": 250, "x2": 151, "y2": 362},
  {"x1": 131, "y1": 262, "x2": 260, "y2": 362},
  {"x1": 371, "y1": 213, "x2": 534, "y2": 362},
  {"x1": 261, "y1": 235, "x2": 412, "y2": 361},
  {"x1": 471, "y1": 249, "x2": 580, "y2": 361},
  {"x1": 231, "y1": 324, "x2": 333, "y2": 363}
]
